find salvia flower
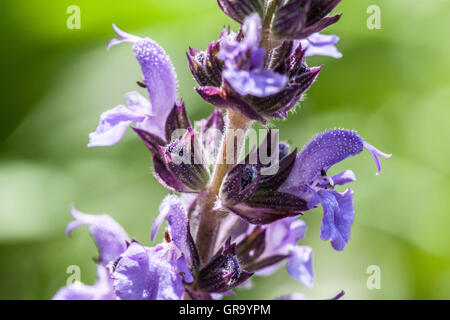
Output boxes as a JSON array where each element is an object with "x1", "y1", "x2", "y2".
[
  {"x1": 193, "y1": 14, "x2": 323, "y2": 122},
  {"x1": 280, "y1": 130, "x2": 392, "y2": 250},
  {"x1": 219, "y1": 14, "x2": 288, "y2": 98},
  {"x1": 55, "y1": 0, "x2": 392, "y2": 301},
  {"x1": 221, "y1": 129, "x2": 391, "y2": 251},
  {"x1": 54, "y1": 196, "x2": 195, "y2": 300},
  {"x1": 89, "y1": 25, "x2": 178, "y2": 145}
]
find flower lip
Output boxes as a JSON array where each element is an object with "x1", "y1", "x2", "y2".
[
  {"x1": 106, "y1": 24, "x2": 179, "y2": 141},
  {"x1": 107, "y1": 24, "x2": 142, "y2": 50},
  {"x1": 363, "y1": 141, "x2": 392, "y2": 175}
]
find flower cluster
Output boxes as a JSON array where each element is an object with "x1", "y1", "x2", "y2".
[{"x1": 54, "y1": 0, "x2": 391, "y2": 300}]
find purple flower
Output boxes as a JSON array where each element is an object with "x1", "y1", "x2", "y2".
[
  {"x1": 52, "y1": 0, "x2": 392, "y2": 301},
  {"x1": 111, "y1": 241, "x2": 185, "y2": 300},
  {"x1": 89, "y1": 25, "x2": 178, "y2": 146},
  {"x1": 151, "y1": 195, "x2": 192, "y2": 265},
  {"x1": 254, "y1": 218, "x2": 314, "y2": 287},
  {"x1": 299, "y1": 33, "x2": 343, "y2": 58},
  {"x1": 66, "y1": 206, "x2": 129, "y2": 265},
  {"x1": 53, "y1": 266, "x2": 115, "y2": 300},
  {"x1": 219, "y1": 14, "x2": 288, "y2": 98},
  {"x1": 192, "y1": 27, "x2": 322, "y2": 122},
  {"x1": 280, "y1": 130, "x2": 391, "y2": 250}
]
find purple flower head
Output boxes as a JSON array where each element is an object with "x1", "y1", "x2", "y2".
[
  {"x1": 132, "y1": 101, "x2": 206, "y2": 193},
  {"x1": 299, "y1": 33, "x2": 343, "y2": 58},
  {"x1": 52, "y1": 1, "x2": 392, "y2": 301},
  {"x1": 192, "y1": 22, "x2": 322, "y2": 123},
  {"x1": 89, "y1": 25, "x2": 178, "y2": 147},
  {"x1": 218, "y1": 129, "x2": 390, "y2": 251},
  {"x1": 219, "y1": 14, "x2": 288, "y2": 98}
]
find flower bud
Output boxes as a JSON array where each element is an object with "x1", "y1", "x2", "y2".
[
  {"x1": 217, "y1": 0, "x2": 265, "y2": 23},
  {"x1": 196, "y1": 240, "x2": 252, "y2": 293},
  {"x1": 160, "y1": 129, "x2": 210, "y2": 191}
]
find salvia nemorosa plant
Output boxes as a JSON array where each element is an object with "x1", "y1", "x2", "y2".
[{"x1": 54, "y1": 0, "x2": 391, "y2": 300}]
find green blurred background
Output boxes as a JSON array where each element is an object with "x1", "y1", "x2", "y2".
[{"x1": 1, "y1": 0, "x2": 449, "y2": 299}]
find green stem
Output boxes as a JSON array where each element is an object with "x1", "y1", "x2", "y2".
[
  {"x1": 263, "y1": 0, "x2": 280, "y2": 30},
  {"x1": 195, "y1": 109, "x2": 252, "y2": 264},
  {"x1": 261, "y1": 0, "x2": 282, "y2": 56}
]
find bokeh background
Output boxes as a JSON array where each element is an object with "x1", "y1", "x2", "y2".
[{"x1": 1, "y1": 0, "x2": 449, "y2": 300}]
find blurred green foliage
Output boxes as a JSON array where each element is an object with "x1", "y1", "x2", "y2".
[{"x1": 1, "y1": 0, "x2": 449, "y2": 299}]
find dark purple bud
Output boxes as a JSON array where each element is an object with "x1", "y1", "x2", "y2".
[
  {"x1": 258, "y1": 148, "x2": 297, "y2": 188},
  {"x1": 268, "y1": 41, "x2": 294, "y2": 73},
  {"x1": 152, "y1": 154, "x2": 196, "y2": 193},
  {"x1": 187, "y1": 42, "x2": 223, "y2": 88},
  {"x1": 236, "y1": 227, "x2": 266, "y2": 266},
  {"x1": 132, "y1": 127, "x2": 195, "y2": 193},
  {"x1": 217, "y1": 0, "x2": 265, "y2": 24},
  {"x1": 271, "y1": 0, "x2": 342, "y2": 40},
  {"x1": 161, "y1": 130, "x2": 210, "y2": 191},
  {"x1": 223, "y1": 149, "x2": 310, "y2": 224},
  {"x1": 306, "y1": 0, "x2": 342, "y2": 26},
  {"x1": 231, "y1": 191, "x2": 307, "y2": 225},
  {"x1": 194, "y1": 18, "x2": 322, "y2": 122},
  {"x1": 196, "y1": 239, "x2": 253, "y2": 293},
  {"x1": 165, "y1": 100, "x2": 192, "y2": 142},
  {"x1": 221, "y1": 163, "x2": 261, "y2": 206}
]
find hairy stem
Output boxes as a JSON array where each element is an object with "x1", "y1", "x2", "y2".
[
  {"x1": 195, "y1": 109, "x2": 252, "y2": 263},
  {"x1": 263, "y1": 0, "x2": 280, "y2": 30},
  {"x1": 261, "y1": 0, "x2": 282, "y2": 59}
]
